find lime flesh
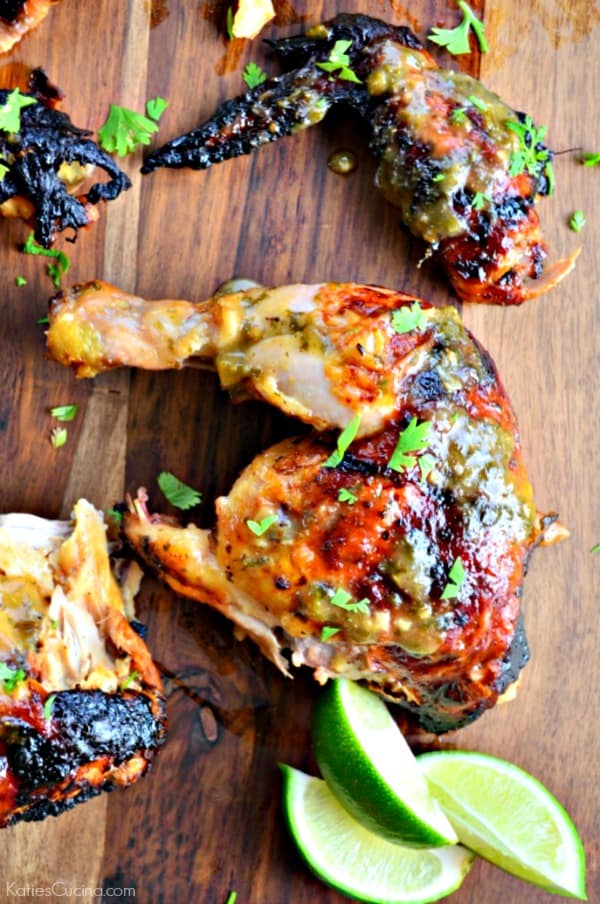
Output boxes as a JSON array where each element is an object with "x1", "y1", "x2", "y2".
[
  {"x1": 419, "y1": 751, "x2": 587, "y2": 899},
  {"x1": 312, "y1": 678, "x2": 457, "y2": 847},
  {"x1": 281, "y1": 765, "x2": 474, "y2": 904}
]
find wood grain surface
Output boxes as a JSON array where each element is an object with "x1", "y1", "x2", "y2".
[{"x1": 0, "y1": 1, "x2": 598, "y2": 902}]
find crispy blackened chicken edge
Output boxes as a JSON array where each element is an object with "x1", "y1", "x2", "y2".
[
  {"x1": 141, "y1": 14, "x2": 577, "y2": 305},
  {"x1": 0, "y1": 500, "x2": 166, "y2": 827},
  {"x1": 47, "y1": 279, "x2": 567, "y2": 732}
]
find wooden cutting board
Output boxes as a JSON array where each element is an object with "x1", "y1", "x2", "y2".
[{"x1": 0, "y1": 1, "x2": 598, "y2": 901}]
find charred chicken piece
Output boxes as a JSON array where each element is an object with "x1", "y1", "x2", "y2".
[
  {"x1": 0, "y1": 1, "x2": 58, "y2": 55},
  {"x1": 0, "y1": 500, "x2": 166, "y2": 827},
  {"x1": 48, "y1": 280, "x2": 564, "y2": 732},
  {"x1": 0, "y1": 70, "x2": 130, "y2": 247},
  {"x1": 141, "y1": 13, "x2": 577, "y2": 304}
]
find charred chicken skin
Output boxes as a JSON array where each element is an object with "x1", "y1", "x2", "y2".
[
  {"x1": 142, "y1": 14, "x2": 577, "y2": 305},
  {"x1": 0, "y1": 500, "x2": 166, "y2": 827},
  {"x1": 47, "y1": 280, "x2": 564, "y2": 732},
  {"x1": 0, "y1": 70, "x2": 130, "y2": 247},
  {"x1": 0, "y1": 1, "x2": 57, "y2": 55}
]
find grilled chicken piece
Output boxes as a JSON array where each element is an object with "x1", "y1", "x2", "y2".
[
  {"x1": 0, "y1": 1, "x2": 57, "y2": 55},
  {"x1": 0, "y1": 500, "x2": 166, "y2": 827},
  {"x1": 141, "y1": 13, "x2": 577, "y2": 305},
  {"x1": 48, "y1": 279, "x2": 563, "y2": 731},
  {"x1": 0, "y1": 70, "x2": 130, "y2": 247}
]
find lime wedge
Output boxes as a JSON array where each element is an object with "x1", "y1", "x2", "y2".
[
  {"x1": 281, "y1": 765, "x2": 474, "y2": 904},
  {"x1": 419, "y1": 751, "x2": 587, "y2": 899},
  {"x1": 312, "y1": 678, "x2": 458, "y2": 847}
]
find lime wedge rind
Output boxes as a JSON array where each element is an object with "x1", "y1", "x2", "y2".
[
  {"x1": 419, "y1": 751, "x2": 587, "y2": 900},
  {"x1": 313, "y1": 679, "x2": 457, "y2": 848},
  {"x1": 281, "y1": 765, "x2": 474, "y2": 904}
]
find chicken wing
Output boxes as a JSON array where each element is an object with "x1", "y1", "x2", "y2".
[
  {"x1": 141, "y1": 14, "x2": 577, "y2": 305},
  {"x1": 47, "y1": 279, "x2": 564, "y2": 732},
  {"x1": 0, "y1": 500, "x2": 166, "y2": 826}
]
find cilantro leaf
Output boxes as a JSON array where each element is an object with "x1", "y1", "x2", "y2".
[
  {"x1": 338, "y1": 487, "x2": 358, "y2": 504},
  {"x1": 0, "y1": 162, "x2": 9, "y2": 181},
  {"x1": 226, "y1": 7, "x2": 234, "y2": 40},
  {"x1": 591, "y1": 543, "x2": 600, "y2": 553},
  {"x1": 321, "y1": 626, "x2": 340, "y2": 642},
  {"x1": 316, "y1": 39, "x2": 362, "y2": 83},
  {"x1": 388, "y1": 418, "x2": 431, "y2": 472},
  {"x1": 569, "y1": 210, "x2": 585, "y2": 233},
  {"x1": 243, "y1": 62, "x2": 267, "y2": 90},
  {"x1": 0, "y1": 88, "x2": 36, "y2": 133},
  {"x1": 450, "y1": 106, "x2": 467, "y2": 124},
  {"x1": 246, "y1": 514, "x2": 278, "y2": 536},
  {"x1": 0, "y1": 662, "x2": 26, "y2": 692},
  {"x1": 22, "y1": 232, "x2": 70, "y2": 287},
  {"x1": 391, "y1": 301, "x2": 427, "y2": 335},
  {"x1": 98, "y1": 104, "x2": 159, "y2": 156},
  {"x1": 15, "y1": 275, "x2": 26, "y2": 287},
  {"x1": 329, "y1": 588, "x2": 370, "y2": 614},
  {"x1": 323, "y1": 414, "x2": 361, "y2": 468},
  {"x1": 50, "y1": 404, "x2": 78, "y2": 422},
  {"x1": 106, "y1": 507, "x2": 123, "y2": 523},
  {"x1": 36, "y1": 315, "x2": 49, "y2": 325},
  {"x1": 158, "y1": 471, "x2": 202, "y2": 510},
  {"x1": 43, "y1": 694, "x2": 55, "y2": 720},
  {"x1": 418, "y1": 453, "x2": 435, "y2": 482},
  {"x1": 146, "y1": 96, "x2": 168, "y2": 122},
  {"x1": 428, "y1": 1, "x2": 488, "y2": 55},
  {"x1": 51, "y1": 427, "x2": 68, "y2": 448},
  {"x1": 472, "y1": 191, "x2": 491, "y2": 210},
  {"x1": 506, "y1": 115, "x2": 552, "y2": 185},
  {"x1": 468, "y1": 94, "x2": 487, "y2": 112},
  {"x1": 581, "y1": 152, "x2": 600, "y2": 167},
  {"x1": 441, "y1": 557, "x2": 466, "y2": 599},
  {"x1": 120, "y1": 670, "x2": 139, "y2": 690}
]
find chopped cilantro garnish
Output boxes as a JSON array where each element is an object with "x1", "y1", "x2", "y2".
[
  {"x1": 472, "y1": 191, "x2": 491, "y2": 210},
  {"x1": 450, "y1": 106, "x2": 467, "y2": 124},
  {"x1": 432, "y1": 172, "x2": 445, "y2": 182},
  {"x1": 146, "y1": 96, "x2": 168, "y2": 122},
  {"x1": 22, "y1": 232, "x2": 70, "y2": 288},
  {"x1": 246, "y1": 514, "x2": 278, "y2": 536},
  {"x1": 51, "y1": 427, "x2": 68, "y2": 449},
  {"x1": 0, "y1": 162, "x2": 9, "y2": 181},
  {"x1": 428, "y1": 1, "x2": 488, "y2": 55},
  {"x1": 158, "y1": 471, "x2": 202, "y2": 510},
  {"x1": 316, "y1": 40, "x2": 362, "y2": 83},
  {"x1": 388, "y1": 418, "x2": 431, "y2": 472},
  {"x1": 98, "y1": 104, "x2": 159, "y2": 156},
  {"x1": 590, "y1": 543, "x2": 600, "y2": 553},
  {"x1": 226, "y1": 7, "x2": 234, "y2": 39},
  {"x1": 506, "y1": 115, "x2": 553, "y2": 186},
  {"x1": 418, "y1": 454, "x2": 435, "y2": 482},
  {"x1": 321, "y1": 626, "x2": 340, "y2": 642},
  {"x1": 106, "y1": 507, "x2": 123, "y2": 523},
  {"x1": 36, "y1": 315, "x2": 49, "y2": 325},
  {"x1": 243, "y1": 62, "x2": 268, "y2": 89},
  {"x1": 581, "y1": 152, "x2": 600, "y2": 167},
  {"x1": 338, "y1": 487, "x2": 358, "y2": 505},
  {"x1": 15, "y1": 275, "x2": 26, "y2": 287},
  {"x1": 43, "y1": 694, "x2": 55, "y2": 720},
  {"x1": 568, "y1": 210, "x2": 585, "y2": 233},
  {"x1": 391, "y1": 301, "x2": 427, "y2": 335},
  {"x1": 121, "y1": 670, "x2": 139, "y2": 690},
  {"x1": 441, "y1": 557, "x2": 466, "y2": 599},
  {"x1": 50, "y1": 404, "x2": 78, "y2": 422},
  {"x1": 323, "y1": 414, "x2": 361, "y2": 468},
  {"x1": 329, "y1": 588, "x2": 370, "y2": 614},
  {"x1": 0, "y1": 88, "x2": 36, "y2": 133},
  {"x1": 225, "y1": 893, "x2": 237, "y2": 904},
  {"x1": 0, "y1": 662, "x2": 26, "y2": 692},
  {"x1": 468, "y1": 94, "x2": 487, "y2": 112}
]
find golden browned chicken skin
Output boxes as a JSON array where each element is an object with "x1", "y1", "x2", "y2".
[
  {"x1": 0, "y1": 501, "x2": 166, "y2": 826},
  {"x1": 0, "y1": 1, "x2": 57, "y2": 55},
  {"x1": 47, "y1": 280, "x2": 565, "y2": 732}
]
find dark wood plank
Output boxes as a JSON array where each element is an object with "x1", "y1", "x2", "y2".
[{"x1": 0, "y1": 1, "x2": 597, "y2": 902}]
